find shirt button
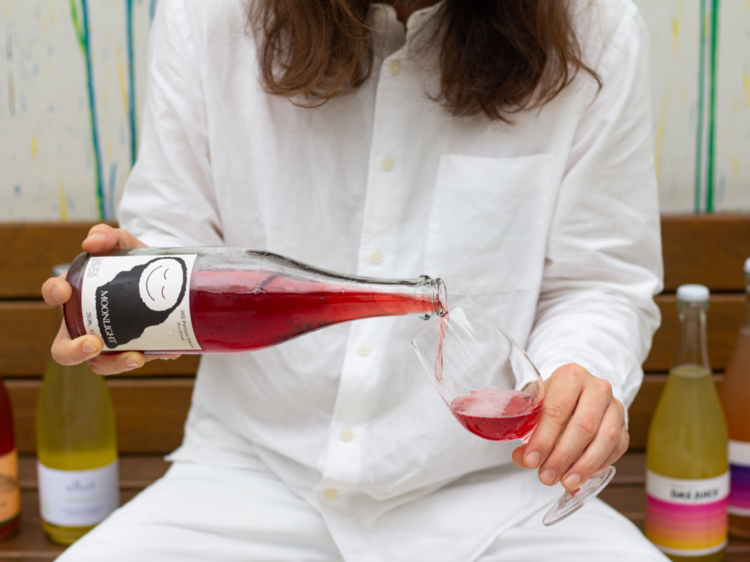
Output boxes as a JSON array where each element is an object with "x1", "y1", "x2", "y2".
[
  {"x1": 369, "y1": 250, "x2": 384, "y2": 264},
  {"x1": 357, "y1": 343, "x2": 371, "y2": 356},
  {"x1": 388, "y1": 60, "x2": 403, "y2": 76},
  {"x1": 323, "y1": 488, "x2": 339, "y2": 500},
  {"x1": 340, "y1": 428, "x2": 354, "y2": 442},
  {"x1": 381, "y1": 157, "x2": 395, "y2": 171}
]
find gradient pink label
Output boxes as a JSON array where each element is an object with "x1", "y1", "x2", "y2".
[{"x1": 645, "y1": 470, "x2": 728, "y2": 556}]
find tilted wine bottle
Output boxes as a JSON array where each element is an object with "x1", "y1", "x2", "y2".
[
  {"x1": 37, "y1": 265, "x2": 119, "y2": 546},
  {"x1": 63, "y1": 248, "x2": 447, "y2": 354},
  {"x1": 645, "y1": 284, "x2": 728, "y2": 562}
]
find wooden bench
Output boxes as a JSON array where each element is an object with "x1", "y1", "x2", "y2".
[{"x1": 1, "y1": 217, "x2": 749, "y2": 560}]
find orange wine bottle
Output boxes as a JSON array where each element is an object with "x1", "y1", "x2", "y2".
[{"x1": 719, "y1": 258, "x2": 750, "y2": 539}]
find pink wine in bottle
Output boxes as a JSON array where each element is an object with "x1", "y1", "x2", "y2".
[
  {"x1": 63, "y1": 249, "x2": 446, "y2": 354},
  {"x1": 450, "y1": 387, "x2": 543, "y2": 441}
]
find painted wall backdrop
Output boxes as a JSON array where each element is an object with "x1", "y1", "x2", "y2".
[{"x1": 0, "y1": 0, "x2": 748, "y2": 220}]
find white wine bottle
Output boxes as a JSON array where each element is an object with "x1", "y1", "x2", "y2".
[
  {"x1": 37, "y1": 265, "x2": 119, "y2": 545},
  {"x1": 646, "y1": 284, "x2": 728, "y2": 562}
]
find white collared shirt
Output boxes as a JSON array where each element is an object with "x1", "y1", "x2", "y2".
[{"x1": 118, "y1": 0, "x2": 662, "y2": 560}]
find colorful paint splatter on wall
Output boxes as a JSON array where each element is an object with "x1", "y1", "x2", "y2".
[
  {"x1": 0, "y1": 0, "x2": 152, "y2": 221},
  {"x1": 1, "y1": 0, "x2": 750, "y2": 220}
]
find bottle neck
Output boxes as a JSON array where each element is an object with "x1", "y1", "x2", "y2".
[{"x1": 672, "y1": 300, "x2": 711, "y2": 372}]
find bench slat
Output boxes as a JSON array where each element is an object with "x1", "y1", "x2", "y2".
[
  {"x1": 662, "y1": 215, "x2": 750, "y2": 292},
  {"x1": 3, "y1": 374, "x2": 714, "y2": 455},
  {"x1": 7, "y1": 378, "x2": 193, "y2": 454}
]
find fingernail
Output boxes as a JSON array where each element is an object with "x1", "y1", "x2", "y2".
[
  {"x1": 124, "y1": 356, "x2": 141, "y2": 368},
  {"x1": 564, "y1": 473, "x2": 581, "y2": 489},
  {"x1": 82, "y1": 340, "x2": 97, "y2": 354},
  {"x1": 541, "y1": 469, "x2": 557, "y2": 486},
  {"x1": 85, "y1": 234, "x2": 103, "y2": 245},
  {"x1": 525, "y1": 451, "x2": 541, "y2": 468}
]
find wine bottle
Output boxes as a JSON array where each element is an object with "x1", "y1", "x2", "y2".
[
  {"x1": 646, "y1": 284, "x2": 728, "y2": 562},
  {"x1": 63, "y1": 248, "x2": 447, "y2": 353},
  {"x1": 719, "y1": 258, "x2": 750, "y2": 539},
  {"x1": 0, "y1": 375, "x2": 20, "y2": 541},
  {"x1": 37, "y1": 265, "x2": 119, "y2": 546}
]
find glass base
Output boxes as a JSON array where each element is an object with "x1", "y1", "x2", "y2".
[{"x1": 542, "y1": 466, "x2": 616, "y2": 526}]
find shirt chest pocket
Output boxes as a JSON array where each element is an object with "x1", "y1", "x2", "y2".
[{"x1": 425, "y1": 154, "x2": 555, "y2": 296}]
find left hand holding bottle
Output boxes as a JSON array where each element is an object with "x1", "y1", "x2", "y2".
[
  {"x1": 41, "y1": 224, "x2": 180, "y2": 375},
  {"x1": 511, "y1": 363, "x2": 628, "y2": 491}
]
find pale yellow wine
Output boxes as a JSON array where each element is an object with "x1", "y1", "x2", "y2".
[
  {"x1": 36, "y1": 356, "x2": 118, "y2": 545},
  {"x1": 646, "y1": 365, "x2": 728, "y2": 562}
]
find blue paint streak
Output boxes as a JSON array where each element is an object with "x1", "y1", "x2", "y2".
[
  {"x1": 149, "y1": 0, "x2": 156, "y2": 22},
  {"x1": 108, "y1": 162, "x2": 117, "y2": 218},
  {"x1": 80, "y1": 0, "x2": 106, "y2": 220},
  {"x1": 125, "y1": 0, "x2": 137, "y2": 166},
  {"x1": 13, "y1": 185, "x2": 21, "y2": 195}
]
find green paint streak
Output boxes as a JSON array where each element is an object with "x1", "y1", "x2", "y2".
[
  {"x1": 706, "y1": 0, "x2": 720, "y2": 213},
  {"x1": 126, "y1": 0, "x2": 137, "y2": 167},
  {"x1": 68, "y1": 0, "x2": 84, "y2": 45},
  {"x1": 695, "y1": 0, "x2": 707, "y2": 214},
  {"x1": 69, "y1": 0, "x2": 105, "y2": 220}
]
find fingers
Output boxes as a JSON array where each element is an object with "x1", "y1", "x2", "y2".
[
  {"x1": 538, "y1": 375, "x2": 615, "y2": 488},
  {"x1": 519, "y1": 364, "x2": 586, "y2": 474},
  {"x1": 516, "y1": 364, "x2": 626, "y2": 492},
  {"x1": 596, "y1": 424, "x2": 630, "y2": 473},
  {"x1": 81, "y1": 223, "x2": 148, "y2": 254},
  {"x1": 87, "y1": 351, "x2": 145, "y2": 375},
  {"x1": 559, "y1": 400, "x2": 627, "y2": 490},
  {"x1": 87, "y1": 353, "x2": 180, "y2": 375},
  {"x1": 51, "y1": 320, "x2": 104, "y2": 366},
  {"x1": 42, "y1": 273, "x2": 71, "y2": 306},
  {"x1": 50, "y1": 319, "x2": 177, "y2": 375}
]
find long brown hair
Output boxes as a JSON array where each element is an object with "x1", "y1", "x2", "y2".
[{"x1": 249, "y1": 0, "x2": 599, "y2": 121}]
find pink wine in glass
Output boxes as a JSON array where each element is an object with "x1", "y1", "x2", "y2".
[
  {"x1": 450, "y1": 387, "x2": 543, "y2": 441},
  {"x1": 63, "y1": 248, "x2": 446, "y2": 354}
]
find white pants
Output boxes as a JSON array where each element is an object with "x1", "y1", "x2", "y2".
[{"x1": 58, "y1": 462, "x2": 668, "y2": 562}]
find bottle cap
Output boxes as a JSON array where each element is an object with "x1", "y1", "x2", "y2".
[
  {"x1": 52, "y1": 264, "x2": 70, "y2": 277},
  {"x1": 676, "y1": 284, "x2": 710, "y2": 303},
  {"x1": 745, "y1": 258, "x2": 750, "y2": 274}
]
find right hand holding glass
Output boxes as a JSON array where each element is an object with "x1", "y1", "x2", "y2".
[{"x1": 41, "y1": 224, "x2": 179, "y2": 375}]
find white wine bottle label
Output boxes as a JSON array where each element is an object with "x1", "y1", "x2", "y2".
[
  {"x1": 38, "y1": 460, "x2": 119, "y2": 527},
  {"x1": 0, "y1": 449, "x2": 20, "y2": 523},
  {"x1": 81, "y1": 254, "x2": 201, "y2": 351},
  {"x1": 645, "y1": 470, "x2": 729, "y2": 556},
  {"x1": 729, "y1": 440, "x2": 750, "y2": 516}
]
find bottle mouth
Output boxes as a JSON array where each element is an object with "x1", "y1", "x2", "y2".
[
  {"x1": 417, "y1": 276, "x2": 447, "y2": 319},
  {"x1": 436, "y1": 278, "x2": 447, "y2": 316}
]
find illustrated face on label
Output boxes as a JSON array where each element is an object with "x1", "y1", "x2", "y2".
[
  {"x1": 95, "y1": 257, "x2": 189, "y2": 348},
  {"x1": 138, "y1": 258, "x2": 184, "y2": 311}
]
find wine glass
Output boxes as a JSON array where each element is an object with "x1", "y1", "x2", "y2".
[{"x1": 410, "y1": 297, "x2": 616, "y2": 526}]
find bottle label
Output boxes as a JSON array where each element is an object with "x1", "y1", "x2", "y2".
[
  {"x1": 0, "y1": 449, "x2": 20, "y2": 524},
  {"x1": 646, "y1": 470, "x2": 729, "y2": 556},
  {"x1": 38, "y1": 459, "x2": 119, "y2": 526},
  {"x1": 80, "y1": 254, "x2": 201, "y2": 351},
  {"x1": 729, "y1": 440, "x2": 750, "y2": 516}
]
